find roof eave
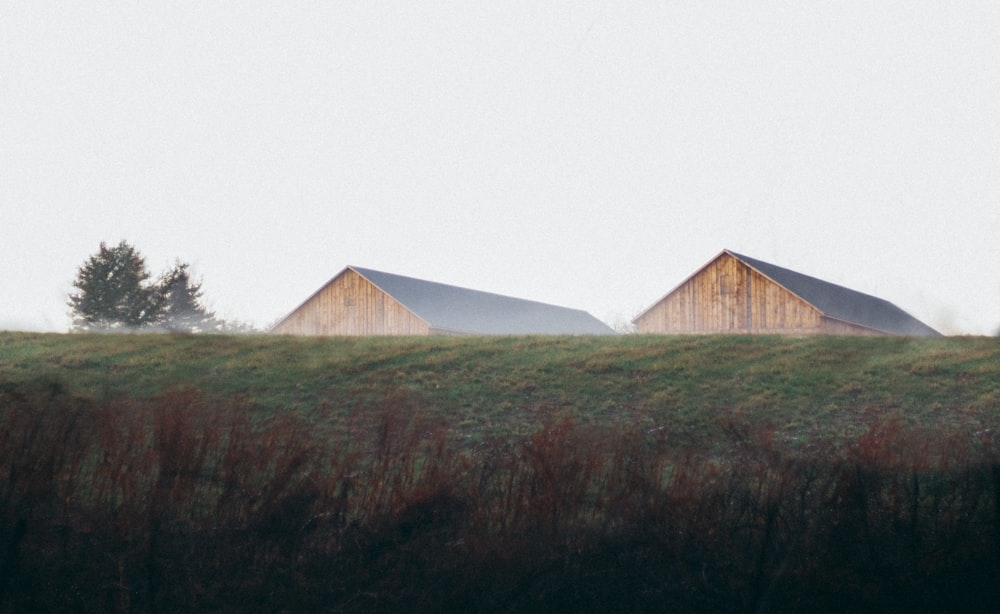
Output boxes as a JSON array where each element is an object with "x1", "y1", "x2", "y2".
[
  {"x1": 725, "y1": 251, "x2": 832, "y2": 321},
  {"x1": 818, "y1": 314, "x2": 897, "y2": 336},
  {"x1": 346, "y1": 266, "x2": 435, "y2": 331},
  {"x1": 632, "y1": 249, "x2": 733, "y2": 324},
  {"x1": 269, "y1": 266, "x2": 354, "y2": 333},
  {"x1": 730, "y1": 254, "x2": 941, "y2": 337}
]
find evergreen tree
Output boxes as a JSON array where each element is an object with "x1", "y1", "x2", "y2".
[
  {"x1": 68, "y1": 241, "x2": 164, "y2": 331},
  {"x1": 158, "y1": 261, "x2": 218, "y2": 333}
]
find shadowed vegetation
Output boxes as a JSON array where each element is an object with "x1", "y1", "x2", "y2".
[{"x1": 2, "y1": 332, "x2": 1000, "y2": 611}]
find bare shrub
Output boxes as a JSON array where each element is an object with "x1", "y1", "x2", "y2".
[{"x1": 3, "y1": 384, "x2": 1000, "y2": 612}]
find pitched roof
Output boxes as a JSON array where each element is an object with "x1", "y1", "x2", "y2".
[
  {"x1": 348, "y1": 266, "x2": 615, "y2": 335},
  {"x1": 632, "y1": 250, "x2": 940, "y2": 336},
  {"x1": 726, "y1": 251, "x2": 940, "y2": 336}
]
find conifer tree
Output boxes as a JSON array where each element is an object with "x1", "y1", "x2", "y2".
[
  {"x1": 68, "y1": 241, "x2": 164, "y2": 331},
  {"x1": 158, "y1": 261, "x2": 218, "y2": 333}
]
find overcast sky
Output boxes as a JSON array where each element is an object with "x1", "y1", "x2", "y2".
[{"x1": 3, "y1": 2, "x2": 999, "y2": 335}]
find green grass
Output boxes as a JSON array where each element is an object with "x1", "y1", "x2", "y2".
[
  {"x1": 3, "y1": 331, "x2": 999, "y2": 452},
  {"x1": 5, "y1": 331, "x2": 1000, "y2": 611}
]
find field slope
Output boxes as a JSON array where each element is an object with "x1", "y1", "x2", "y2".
[
  {"x1": 3, "y1": 331, "x2": 999, "y2": 450},
  {"x1": 4, "y1": 331, "x2": 1000, "y2": 612}
]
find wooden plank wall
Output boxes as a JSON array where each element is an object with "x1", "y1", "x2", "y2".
[
  {"x1": 818, "y1": 317, "x2": 883, "y2": 336},
  {"x1": 636, "y1": 253, "x2": 836, "y2": 334},
  {"x1": 272, "y1": 269, "x2": 431, "y2": 336}
]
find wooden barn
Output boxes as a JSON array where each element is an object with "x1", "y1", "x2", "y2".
[
  {"x1": 271, "y1": 265, "x2": 615, "y2": 336},
  {"x1": 633, "y1": 249, "x2": 940, "y2": 337}
]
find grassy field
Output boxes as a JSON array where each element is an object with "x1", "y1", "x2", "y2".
[
  {"x1": 3, "y1": 331, "x2": 1000, "y2": 612},
  {"x1": 3, "y1": 331, "x2": 1000, "y2": 450}
]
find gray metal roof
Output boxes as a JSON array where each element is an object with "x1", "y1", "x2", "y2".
[
  {"x1": 727, "y1": 251, "x2": 941, "y2": 336},
  {"x1": 350, "y1": 266, "x2": 616, "y2": 335}
]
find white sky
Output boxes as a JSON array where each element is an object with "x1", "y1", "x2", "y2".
[{"x1": 2, "y1": 2, "x2": 999, "y2": 335}]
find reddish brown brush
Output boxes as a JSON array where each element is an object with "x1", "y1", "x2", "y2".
[{"x1": 3, "y1": 381, "x2": 1000, "y2": 612}]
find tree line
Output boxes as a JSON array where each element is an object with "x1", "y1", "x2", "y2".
[{"x1": 67, "y1": 241, "x2": 253, "y2": 333}]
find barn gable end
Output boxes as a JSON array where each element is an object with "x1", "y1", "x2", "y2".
[
  {"x1": 271, "y1": 266, "x2": 615, "y2": 336},
  {"x1": 270, "y1": 268, "x2": 431, "y2": 336},
  {"x1": 633, "y1": 250, "x2": 940, "y2": 337}
]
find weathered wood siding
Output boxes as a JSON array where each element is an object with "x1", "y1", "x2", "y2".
[
  {"x1": 636, "y1": 252, "x2": 839, "y2": 334},
  {"x1": 818, "y1": 317, "x2": 884, "y2": 336},
  {"x1": 272, "y1": 269, "x2": 431, "y2": 336}
]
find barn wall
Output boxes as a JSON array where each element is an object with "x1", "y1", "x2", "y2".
[
  {"x1": 818, "y1": 317, "x2": 883, "y2": 336},
  {"x1": 635, "y1": 253, "x2": 829, "y2": 334},
  {"x1": 272, "y1": 269, "x2": 431, "y2": 336}
]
